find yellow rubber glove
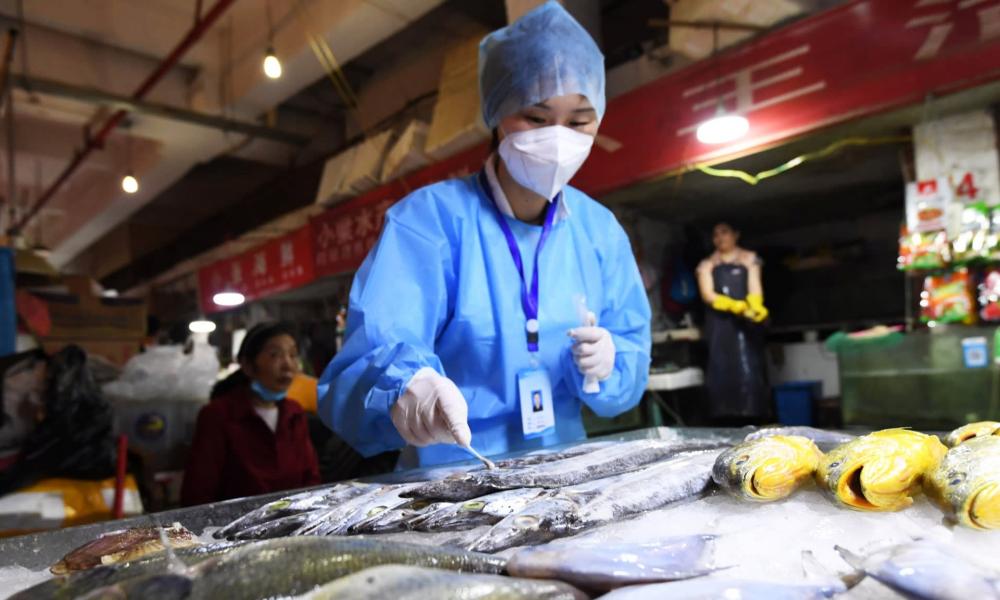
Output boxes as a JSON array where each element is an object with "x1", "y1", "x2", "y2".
[
  {"x1": 745, "y1": 293, "x2": 769, "y2": 323},
  {"x1": 712, "y1": 294, "x2": 748, "y2": 316}
]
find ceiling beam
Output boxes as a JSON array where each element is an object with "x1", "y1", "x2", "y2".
[
  {"x1": 13, "y1": 74, "x2": 309, "y2": 146},
  {"x1": 101, "y1": 160, "x2": 323, "y2": 292}
]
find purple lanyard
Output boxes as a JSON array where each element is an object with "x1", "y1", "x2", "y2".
[{"x1": 478, "y1": 169, "x2": 559, "y2": 353}]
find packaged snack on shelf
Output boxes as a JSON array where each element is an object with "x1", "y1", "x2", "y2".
[
  {"x1": 920, "y1": 268, "x2": 976, "y2": 325},
  {"x1": 987, "y1": 208, "x2": 1000, "y2": 261},
  {"x1": 979, "y1": 268, "x2": 1000, "y2": 322},
  {"x1": 906, "y1": 179, "x2": 951, "y2": 232},
  {"x1": 898, "y1": 226, "x2": 950, "y2": 271},
  {"x1": 952, "y1": 202, "x2": 991, "y2": 264}
]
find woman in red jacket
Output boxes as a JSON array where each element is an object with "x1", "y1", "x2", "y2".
[{"x1": 181, "y1": 322, "x2": 319, "y2": 506}]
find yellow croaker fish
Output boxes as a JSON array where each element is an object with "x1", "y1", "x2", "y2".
[
  {"x1": 815, "y1": 428, "x2": 947, "y2": 512},
  {"x1": 926, "y1": 435, "x2": 1000, "y2": 529},
  {"x1": 712, "y1": 435, "x2": 823, "y2": 501},
  {"x1": 945, "y1": 421, "x2": 1000, "y2": 447}
]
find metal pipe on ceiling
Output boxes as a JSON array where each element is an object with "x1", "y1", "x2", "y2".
[
  {"x1": 7, "y1": 0, "x2": 238, "y2": 236},
  {"x1": 12, "y1": 75, "x2": 310, "y2": 146}
]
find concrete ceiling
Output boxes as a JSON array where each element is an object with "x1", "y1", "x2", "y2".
[{"x1": 0, "y1": 0, "x2": 447, "y2": 272}]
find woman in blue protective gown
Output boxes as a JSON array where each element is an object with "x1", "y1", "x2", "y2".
[{"x1": 318, "y1": 1, "x2": 651, "y2": 468}]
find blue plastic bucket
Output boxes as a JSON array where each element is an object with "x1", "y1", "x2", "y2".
[{"x1": 773, "y1": 381, "x2": 820, "y2": 426}]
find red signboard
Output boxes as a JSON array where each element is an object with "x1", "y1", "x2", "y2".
[
  {"x1": 198, "y1": 224, "x2": 315, "y2": 313},
  {"x1": 575, "y1": 0, "x2": 1000, "y2": 195}
]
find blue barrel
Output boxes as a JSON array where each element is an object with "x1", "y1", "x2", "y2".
[{"x1": 773, "y1": 381, "x2": 821, "y2": 426}]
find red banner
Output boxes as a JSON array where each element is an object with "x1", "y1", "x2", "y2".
[
  {"x1": 575, "y1": 0, "x2": 1000, "y2": 195},
  {"x1": 198, "y1": 225, "x2": 315, "y2": 313}
]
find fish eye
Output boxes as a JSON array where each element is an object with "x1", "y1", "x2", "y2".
[
  {"x1": 829, "y1": 461, "x2": 841, "y2": 468},
  {"x1": 461, "y1": 501, "x2": 486, "y2": 512},
  {"x1": 513, "y1": 516, "x2": 539, "y2": 529}
]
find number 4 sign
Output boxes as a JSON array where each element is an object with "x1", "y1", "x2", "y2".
[{"x1": 953, "y1": 170, "x2": 990, "y2": 203}]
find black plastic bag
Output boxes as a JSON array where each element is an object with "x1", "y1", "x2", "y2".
[{"x1": 0, "y1": 345, "x2": 116, "y2": 495}]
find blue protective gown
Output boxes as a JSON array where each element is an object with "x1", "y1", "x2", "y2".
[{"x1": 318, "y1": 173, "x2": 651, "y2": 467}]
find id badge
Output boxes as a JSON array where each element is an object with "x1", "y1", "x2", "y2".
[{"x1": 517, "y1": 367, "x2": 555, "y2": 439}]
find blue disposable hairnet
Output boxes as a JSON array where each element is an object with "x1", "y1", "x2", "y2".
[{"x1": 479, "y1": 0, "x2": 606, "y2": 130}]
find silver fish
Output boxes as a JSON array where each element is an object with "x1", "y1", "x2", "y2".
[
  {"x1": 598, "y1": 578, "x2": 846, "y2": 600},
  {"x1": 467, "y1": 493, "x2": 580, "y2": 553},
  {"x1": 349, "y1": 500, "x2": 452, "y2": 534},
  {"x1": 293, "y1": 485, "x2": 402, "y2": 536},
  {"x1": 409, "y1": 439, "x2": 723, "y2": 501},
  {"x1": 477, "y1": 439, "x2": 725, "y2": 490},
  {"x1": 296, "y1": 564, "x2": 587, "y2": 600},
  {"x1": 570, "y1": 450, "x2": 721, "y2": 528},
  {"x1": 491, "y1": 441, "x2": 617, "y2": 469},
  {"x1": 468, "y1": 451, "x2": 721, "y2": 553},
  {"x1": 408, "y1": 488, "x2": 546, "y2": 532},
  {"x1": 837, "y1": 539, "x2": 1000, "y2": 600},
  {"x1": 506, "y1": 537, "x2": 717, "y2": 591},
  {"x1": 232, "y1": 512, "x2": 316, "y2": 540},
  {"x1": 214, "y1": 482, "x2": 374, "y2": 539},
  {"x1": 299, "y1": 484, "x2": 419, "y2": 537}
]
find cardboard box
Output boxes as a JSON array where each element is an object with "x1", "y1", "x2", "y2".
[
  {"x1": 669, "y1": 0, "x2": 801, "y2": 60},
  {"x1": 36, "y1": 294, "x2": 146, "y2": 341},
  {"x1": 425, "y1": 32, "x2": 490, "y2": 160},
  {"x1": 381, "y1": 120, "x2": 431, "y2": 182},
  {"x1": 314, "y1": 130, "x2": 396, "y2": 207}
]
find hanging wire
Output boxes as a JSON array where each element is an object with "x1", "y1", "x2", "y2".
[
  {"x1": 264, "y1": 0, "x2": 275, "y2": 44},
  {"x1": 695, "y1": 135, "x2": 912, "y2": 185}
]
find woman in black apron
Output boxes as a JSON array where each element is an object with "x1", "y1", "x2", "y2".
[{"x1": 697, "y1": 223, "x2": 771, "y2": 424}]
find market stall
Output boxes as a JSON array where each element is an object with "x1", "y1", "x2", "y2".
[{"x1": 2, "y1": 425, "x2": 998, "y2": 599}]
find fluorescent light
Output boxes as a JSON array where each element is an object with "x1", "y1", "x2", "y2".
[
  {"x1": 696, "y1": 113, "x2": 749, "y2": 145},
  {"x1": 122, "y1": 173, "x2": 139, "y2": 194},
  {"x1": 189, "y1": 320, "x2": 217, "y2": 334},
  {"x1": 263, "y1": 47, "x2": 282, "y2": 79},
  {"x1": 213, "y1": 292, "x2": 246, "y2": 307}
]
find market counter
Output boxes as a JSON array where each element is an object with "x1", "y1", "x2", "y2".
[{"x1": 0, "y1": 426, "x2": 739, "y2": 570}]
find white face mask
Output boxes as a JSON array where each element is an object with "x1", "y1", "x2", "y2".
[{"x1": 498, "y1": 125, "x2": 595, "y2": 200}]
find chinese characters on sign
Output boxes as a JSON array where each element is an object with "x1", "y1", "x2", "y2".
[
  {"x1": 906, "y1": 0, "x2": 1000, "y2": 61},
  {"x1": 676, "y1": 44, "x2": 826, "y2": 138},
  {"x1": 198, "y1": 225, "x2": 315, "y2": 314},
  {"x1": 312, "y1": 198, "x2": 397, "y2": 277}
]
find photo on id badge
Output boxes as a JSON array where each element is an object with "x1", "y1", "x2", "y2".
[
  {"x1": 518, "y1": 367, "x2": 554, "y2": 438},
  {"x1": 532, "y1": 390, "x2": 544, "y2": 413}
]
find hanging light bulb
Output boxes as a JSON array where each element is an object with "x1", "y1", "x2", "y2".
[
  {"x1": 189, "y1": 320, "x2": 217, "y2": 334},
  {"x1": 696, "y1": 107, "x2": 749, "y2": 145},
  {"x1": 122, "y1": 172, "x2": 139, "y2": 194},
  {"x1": 213, "y1": 291, "x2": 246, "y2": 307},
  {"x1": 263, "y1": 46, "x2": 282, "y2": 79}
]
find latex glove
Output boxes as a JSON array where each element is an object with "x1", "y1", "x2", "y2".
[
  {"x1": 391, "y1": 368, "x2": 472, "y2": 447},
  {"x1": 744, "y1": 293, "x2": 769, "y2": 323},
  {"x1": 712, "y1": 294, "x2": 748, "y2": 316},
  {"x1": 569, "y1": 312, "x2": 616, "y2": 382}
]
